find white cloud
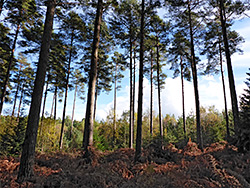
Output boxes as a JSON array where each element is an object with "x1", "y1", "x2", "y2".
[{"x1": 91, "y1": 73, "x2": 246, "y2": 121}]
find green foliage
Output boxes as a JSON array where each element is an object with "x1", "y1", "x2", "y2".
[
  {"x1": 238, "y1": 69, "x2": 250, "y2": 152},
  {"x1": 37, "y1": 118, "x2": 61, "y2": 152},
  {"x1": 0, "y1": 116, "x2": 27, "y2": 156}
]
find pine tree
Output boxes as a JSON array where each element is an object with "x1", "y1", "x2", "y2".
[
  {"x1": 17, "y1": 0, "x2": 56, "y2": 182},
  {"x1": 238, "y1": 69, "x2": 250, "y2": 152},
  {"x1": 83, "y1": 0, "x2": 103, "y2": 155},
  {"x1": 135, "y1": 0, "x2": 145, "y2": 162},
  {"x1": 58, "y1": 10, "x2": 86, "y2": 150}
]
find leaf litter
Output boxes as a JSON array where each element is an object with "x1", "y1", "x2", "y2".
[{"x1": 1, "y1": 140, "x2": 250, "y2": 187}]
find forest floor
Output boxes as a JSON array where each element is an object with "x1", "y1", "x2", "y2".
[{"x1": 1, "y1": 139, "x2": 250, "y2": 188}]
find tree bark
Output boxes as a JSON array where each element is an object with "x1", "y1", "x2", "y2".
[
  {"x1": 12, "y1": 80, "x2": 21, "y2": 117},
  {"x1": 83, "y1": 0, "x2": 103, "y2": 152},
  {"x1": 219, "y1": 39, "x2": 230, "y2": 138},
  {"x1": 17, "y1": 84, "x2": 24, "y2": 122},
  {"x1": 129, "y1": 31, "x2": 133, "y2": 148},
  {"x1": 133, "y1": 45, "x2": 136, "y2": 144},
  {"x1": 188, "y1": 1, "x2": 203, "y2": 150},
  {"x1": 113, "y1": 62, "x2": 117, "y2": 144},
  {"x1": 150, "y1": 50, "x2": 153, "y2": 136},
  {"x1": 39, "y1": 73, "x2": 49, "y2": 136},
  {"x1": 17, "y1": 0, "x2": 56, "y2": 182},
  {"x1": 54, "y1": 85, "x2": 57, "y2": 120},
  {"x1": 93, "y1": 78, "x2": 99, "y2": 121},
  {"x1": 0, "y1": 23, "x2": 20, "y2": 116},
  {"x1": 70, "y1": 84, "x2": 77, "y2": 139},
  {"x1": 135, "y1": 0, "x2": 145, "y2": 162},
  {"x1": 59, "y1": 31, "x2": 74, "y2": 150},
  {"x1": 219, "y1": 0, "x2": 239, "y2": 133},
  {"x1": 180, "y1": 56, "x2": 186, "y2": 138},
  {"x1": 50, "y1": 91, "x2": 55, "y2": 118},
  {"x1": 156, "y1": 41, "x2": 163, "y2": 142}
]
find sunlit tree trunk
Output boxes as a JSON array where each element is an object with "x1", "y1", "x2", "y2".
[
  {"x1": 17, "y1": 0, "x2": 56, "y2": 182},
  {"x1": 129, "y1": 31, "x2": 133, "y2": 148},
  {"x1": 50, "y1": 92, "x2": 55, "y2": 118},
  {"x1": 113, "y1": 62, "x2": 117, "y2": 144},
  {"x1": 219, "y1": 0, "x2": 239, "y2": 133},
  {"x1": 150, "y1": 50, "x2": 153, "y2": 136},
  {"x1": 219, "y1": 39, "x2": 230, "y2": 138},
  {"x1": 93, "y1": 78, "x2": 99, "y2": 121},
  {"x1": 70, "y1": 85, "x2": 77, "y2": 139},
  {"x1": 188, "y1": 0, "x2": 203, "y2": 150},
  {"x1": 54, "y1": 85, "x2": 57, "y2": 120},
  {"x1": 39, "y1": 74, "x2": 49, "y2": 136},
  {"x1": 17, "y1": 84, "x2": 24, "y2": 122},
  {"x1": 135, "y1": 0, "x2": 145, "y2": 162},
  {"x1": 59, "y1": 31, "x2": 74, "y2": 150},
  {"x1": 180, "y1": 56, "x2": 186, "y2": 138},
  {"x1": 83, "y1": 0, "x2": 103, "y2": 153},
  {"x1": 156, "y1": 41, "x2": 163, "y2": 142}
]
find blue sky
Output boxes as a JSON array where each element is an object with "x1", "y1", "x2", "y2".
[{"x1": 46, "y1": 16, "x2": 250, "y2": 122}]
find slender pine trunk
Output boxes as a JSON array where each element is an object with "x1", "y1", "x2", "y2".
[
  {"x1": 12, "y1": 83, "x2": 20, "y2": 117},
  {"x1": 93, "y1": 78, "x2": 98, "y2": 121},
  {"x1": 219, "y1": 39, "x2": 230, "y2": 138},
  {"x1": 50, "y1": 92, "x2": 55, "y2": 118},
  {"x1": 39, "y1": 74, "x2": 49, "y2": 136},
  {"x1": 188, "y1": 1, "x2": 203, "y2": 150},
  {"x1": 59, "y1": 31, "x2": 74, "y2": 150},
  {"x1": 83, "y1": 0, "x2": 103, "y2": 153},
  {"x1": 54, "y1": 85, "x2": 57, "y2": 120},
  {"x1": 129, "y1": 31, "x2": 133, "y2": 148},
  {"x1": 113, "y1": 62, "x2": 117, "y2": 144},
  {"x1": 219, "y1": 0, "x2": 239, "y2": 133},
  {"x1": 135, "y1": 0, "x2": 145, "y2": 162},
  {"x1": 70, "y1": 84, "x2": 77, "y2": 139},
  {"x1": 17, "y1": 0, "x2": 56, "y2": 182},
  {"x1": 17, "y1": 84, "x2": 24, "y2": 122},
  {"x1": 132, "y1": 45, "x2": 136, "y2": 145},
  {"x1": 156, "y1": 41, "x2": 163, "y2": 142},
  {"x1": 150, "y1": 50, "x2": 153, "y2": 136},
  {"x1": 0, "y1": 23, "x2": 21, "y2": 116},
  {"x1": 180, "y1": 56, "x2": 186, "y2": 138}
]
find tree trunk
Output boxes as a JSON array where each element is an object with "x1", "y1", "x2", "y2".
[
  {"x1": 188, "y1": 1, "x2": 203, "y2": 150},
  {"x1": 0, "y1": 23, "x2": 21, "y2": 116},
  {"x1": 59, "y1": 31, "x2": 74, "y2": 150},
  {"x1": 132, "y1": 44, "x2": 136, "y2": 146},
  {"x1": 17, "y1": 0, "x2": 56, "y2": 182},
  {"x1": 113, "y1": 62, "x2": 117, "y2": 144},
  {"x1": 135, "y1": 0, "x2": 145, "y2": 162},
  {"x1": 129, "y1": 31, "x2": 133, "y2": 148},
  {"x1": 17, "y1": 84, "x2": 24, "y2": 122},
  {"x1": 83, "y1": 0, "x2": 103, "y2": 153},
  {"x1": 219, "y1": 39, "x2": 230, "y2": 138},
  {"x1": 156, "y1": 41, "x2": 163, "y2": 142},
  {"x1": 50, "y1": 91, "x2": 55, "y2": 118},
  {"x1": 54, "y1": 85, "x2": 57, "y2": 120},
  {"x1": 180, "y1": 56, "x2": 186, "y2": 138},
  {"x1": 39, "y1": 74, "x2": 49, "y2": 136},
  {"x1": 93, "y1": 78, "x2": 99, "y2": 121},
  {"x1": 219, "y1": 0, "x2": 239, "y2": 133},
  {"x1": 150, "y1": 50, "x2": 153, "y2": 136},
  {"x1": 12, "y1": 83, "x2": 20, "y2": 117},
  {"x1": 70, "y1": 84, "x2": 77, "y2": 139}
]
